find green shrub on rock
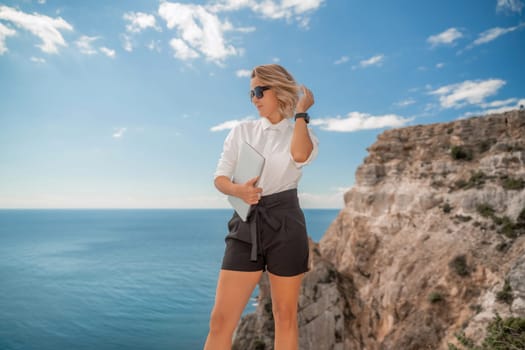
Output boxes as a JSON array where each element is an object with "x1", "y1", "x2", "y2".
[
  {"x1": 451, "y1": 146, "x2": 473, "y2": 161},
  {"x1": 501, "y1": 177, "x2": 525, "y2": 190},
  {"x1": 428, "y1": 291, "x2": 444, "y2": 303},
  {"x1": 449, "y1": 255, "x2": 470, "y2": 277},
  {"x1": 496, "y1": 280, "x2": 513, "y2": 305},
  {"x1": 448, "y1": 314, "x2": 525, "y2": 350},
  {"x1": 476, "y1": 204, "x2": 495, "y2": 218}
]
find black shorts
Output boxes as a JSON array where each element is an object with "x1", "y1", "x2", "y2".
[{"x1": 221, "y1": 189, "x2": 310, "y2": 277}]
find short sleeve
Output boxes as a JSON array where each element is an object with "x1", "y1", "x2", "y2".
[
  {"x1": 291, "y1": 127, "x2": 319, "y2": 168},
  {"x1": 214, "y1": 125, "x2": 240, "y2": 179}
]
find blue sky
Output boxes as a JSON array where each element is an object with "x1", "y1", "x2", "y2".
[{"x1": 0, "y1": 0, "x2": 524, "y2": 209}]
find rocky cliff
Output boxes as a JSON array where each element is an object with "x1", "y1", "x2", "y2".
[{"x1": 233, "y1": 110, "x2": 525, "y2": 350}]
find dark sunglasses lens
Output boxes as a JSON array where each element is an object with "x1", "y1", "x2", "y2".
[
  {"x1": 250, "y1": 86, "x2": 269, "y2": 100},
  {"x1": 255, "y1": 87, "x2": 264, "y2": 98}
]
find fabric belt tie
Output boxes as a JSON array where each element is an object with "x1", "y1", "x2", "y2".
[
  {"x1": 226, "y1": 189, "x2": 299, "y2": 262},
  {"x1": 248, "y1": 203, "x2": 282, "y2": 261}
]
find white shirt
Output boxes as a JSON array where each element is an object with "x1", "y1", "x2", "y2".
[{"x1": 214, "y1": 117, "x2": 319, "y2": 196}]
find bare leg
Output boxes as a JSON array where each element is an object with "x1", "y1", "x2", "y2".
[
  {"x1": 203, "y1": 269, "x2": 263, "y2": 350},
  {"x1": 268, "y1": 272, "x2": 305, "y2": 350}
]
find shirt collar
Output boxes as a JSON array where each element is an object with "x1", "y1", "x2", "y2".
[{"x1": 260, "y1": 117, "x2": 291, "y2": 132}]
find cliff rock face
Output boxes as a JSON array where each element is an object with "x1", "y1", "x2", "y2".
[
  {"x1": 232, "y1": 238, "x2": 355, "y2": 350},
  {"x1": 233, "y1": 110, "x2": 525, "y2": 349}
]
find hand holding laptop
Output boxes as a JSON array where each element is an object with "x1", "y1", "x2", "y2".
[
  {"x1": 236, "y1": 176, "x2": 263, "y2": 205},
  {"x1": 227, "y1": 142, "x2": 266, "y2": 221}
]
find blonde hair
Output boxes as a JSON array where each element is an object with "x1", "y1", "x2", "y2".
[{"x1": 251, "y1": 64, "x2": 299, "y2": 119}]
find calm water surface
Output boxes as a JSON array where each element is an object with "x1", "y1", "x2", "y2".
[{"x1": 0, "y1": 209, "x2": 339, "y2": 350}]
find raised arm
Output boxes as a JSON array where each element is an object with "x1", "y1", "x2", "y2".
[{"x1": 290, "y1": 85, "x2": 314, "y2": 163}]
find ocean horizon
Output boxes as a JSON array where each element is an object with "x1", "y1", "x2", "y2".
[{"x1": 0, "y1": 208, "x2": 339, "y2": 350}]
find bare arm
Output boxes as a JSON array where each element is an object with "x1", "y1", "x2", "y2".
[
  {"x1": 290, "y1": 118, "x2": 313, "y2": 163},
  {"x1": 214, "y1": 175, "x2": 263, "y2": 205},
  {"x1": 290, "y1": 86, "x2": 314, "y2": 163}
]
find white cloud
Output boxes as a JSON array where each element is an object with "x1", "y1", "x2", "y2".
[
  {"x1": 424, "y1": 103, "x2": 437, "y2": 112},
  {"x1": 112, "y1": 127, "x2": 127, "y2": 139},
  {"x1": 480, "y1": 98, "x2": 518, "y2": 108},
  {"x1": 0, "y1": 193, "x2": 236, "y2": 209},
  {"x1": 231, "y1": 25, "x2": 256, "y2": 33},
  {"x1": 298, "y1": 190, "x2": 346, "y2": 209},
  {"x1": 461, "y1": 106, "x2": 511, "y2": 117},
  {"x1": 76, "y1": 37, "x2": 116, "y2": 58},
  {"x1": 121, "y1": 12, "x2": 162, "y2": 53},
  {"x1": 480, "y1": 105, "x2": 520, "y2": 115},
  {"x1": 297, "y1": 17, "x2": 311, "y2": 29},
  {"x1": 123, "y1": 12, "x2": 160, "y2": 33},
  {"x1": 208, "y1": 0, "x2": 256, "y2": 12},
  {"x1": 353, "y1": 54, "x2": 384, "y2": 69},
  {"x1": 427, "y1": 27, "x2": 463, "y2": 47},
  {"x1": 395, "y1": 98, "x2": 416, "y2": 107},
  {"x1": 147, "y1": 40, "x2": 162, "y2": 52},
  {"x1": 210, "y1": 0, "x2": 325, "y2": 26},
  {"x1": 0, "y1": 22, "x2": 16, "y2": 55},
  {"x1": 0, "y1": 5, "x2": 73, "y2": 53},
  {"x1": 334, "y1": 56, "x2": 349, "y2": 65},
  {"x1": 222, "y1": 20, "x2": 256, "y2": 33},
  {"x1": 436, "y1": 62, "x2": 444, "y2": 69},
  {"x1": 159, "y1": 2, "x2": 238, "y2": 63},
  {"x1": 156, "y1": 1, "x2": 323, "y2": 63},
  {"x1": 121, "y1": 34, "x2": 133, "y2": 52},
  {"x1": 37, "y1": 0, "x2": 46, "y2": 4},
  {"x1": 470, "y1": 23, "x2": 525, "y2": 47},
  {"x1": 99, "y1": 46, "x2": 116, "y2": 58},
  {"x1": 236, "y1": 69, "x2": 251, "y2": 77},
  {"x1": 430, "y1": 79, "x2": 506, "y2": 109},
  {"x1": 496, "y1": 0, "x2": 524, "y2": 13},
  {"x1": 76, "y1": 35, "x2": 99, "y2": 55},
  {"x1": 461, "y1": 97, "x2": 525, "y2": 118},
  {"x1": 311, "y1": 112, "x2": 412, "y2": 132},
  {"x1": 210, "y1": 116, "x2": 255, "y2": 132},
  {"x1": 169, "y1": 38, "x2": 199, "y2": 60},
  {"x1": 30, "y1": 56, "x2": 45, "y2": 63}
]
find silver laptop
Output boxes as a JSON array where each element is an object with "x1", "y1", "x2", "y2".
[{"x1": 227, "y1": 141, "x2": 265, "y2": 221}]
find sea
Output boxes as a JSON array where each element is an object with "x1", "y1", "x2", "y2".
[{"x1": 0, "y1": 208, "x2": 339, "y2": 350}]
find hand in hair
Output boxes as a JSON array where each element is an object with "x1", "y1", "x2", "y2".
[{"x1": 296, "y1": 85, "x2": 314, "y2": 113}]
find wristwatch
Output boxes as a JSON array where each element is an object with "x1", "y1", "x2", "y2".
[{"x1": 294, "y1": 112, "x2": 310, "y2": 124}]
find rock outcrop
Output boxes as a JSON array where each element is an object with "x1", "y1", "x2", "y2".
[{"x1": 233, "y1": 110, "x2": 525, "y2": 350}]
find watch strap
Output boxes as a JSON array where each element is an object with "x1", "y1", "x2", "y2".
[{"x1": 294, "y1": 113, "x2": 310, "y2": 124}]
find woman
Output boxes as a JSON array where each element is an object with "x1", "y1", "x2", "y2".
[{"x1": 204, "y1": 64, "x2": 318, "y2": 350}]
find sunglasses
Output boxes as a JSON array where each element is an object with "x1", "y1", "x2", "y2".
[{"x1": 250, "y1": 86, "x2": 271, "y2": 100}]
